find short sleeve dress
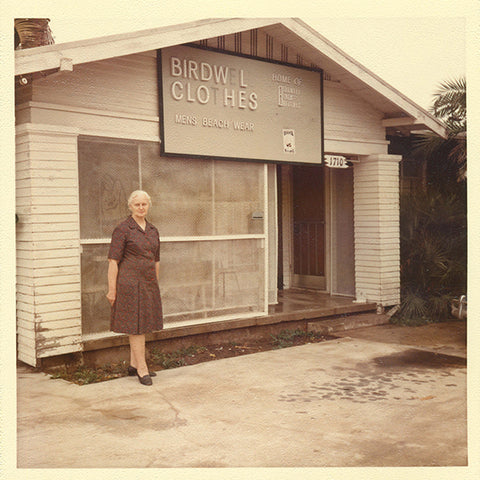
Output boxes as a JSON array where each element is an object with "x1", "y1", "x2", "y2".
[{"x1": 108, "y1": 216, "x2": 163, "y2": 334}]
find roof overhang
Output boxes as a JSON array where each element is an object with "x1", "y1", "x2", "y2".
[
  {"x1": 15, "y1": 17, "x2": 447, "y2": 139},
  {"x1": 15, "y1": 18, "x2": 277, "y2": 76}
]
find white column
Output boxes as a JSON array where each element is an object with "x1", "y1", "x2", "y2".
[
  {"x1": 267, "y1": 164, "x2": 278, "y2": 305},
  {"x1": 16, "y1": 123, "x2": 82, "y2": 366},
  {"x1": 353, "y1": 154, "x2": 401, "y2": 307},
  {"x1": 280, "y1": 165, "x2": 293, "y2": 289}
]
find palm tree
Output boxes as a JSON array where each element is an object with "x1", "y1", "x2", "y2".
[{"x1": 14, "y1": 18, "x2": 54, "y2": 49}]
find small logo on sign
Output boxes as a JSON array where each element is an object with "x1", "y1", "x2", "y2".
[{"x1": 283, "y1": 129, "x2": 295, "y2": 154}]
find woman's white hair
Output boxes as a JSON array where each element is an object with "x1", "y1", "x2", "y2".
[{"x1": 127, "y1": 190, "x2": 152, "y2": 207}]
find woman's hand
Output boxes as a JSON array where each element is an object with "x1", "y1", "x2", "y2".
[
  {"x1": 106, "y1": 290, "x2": 116, "y2": 306},
  {"x1": 107, "y1": 259, "x2": 119, "y2": 306}
]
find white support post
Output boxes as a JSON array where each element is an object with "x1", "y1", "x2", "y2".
[
  {"x1": 353, "y1": 154, "x2": 402, "y2": 307},
  {"x1": 16, "y1": 123, "x2": 82, "y2": 366}
]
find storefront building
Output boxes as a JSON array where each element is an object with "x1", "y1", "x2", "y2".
[{"x1": 15, "y1": 19, "x2": 446, "y2": 367}]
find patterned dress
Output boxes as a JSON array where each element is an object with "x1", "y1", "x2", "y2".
[{"x1": 108, "y1": 216, "x2": 163, "y2": 334}]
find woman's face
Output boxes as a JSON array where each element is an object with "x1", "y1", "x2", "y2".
[{"x1": 129, "y1": 194, "x2": 150, "y2": 219}]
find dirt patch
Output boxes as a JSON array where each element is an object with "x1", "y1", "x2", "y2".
[
  {"x1": 44, "y1": 330, "x2": 336, "y2": 385},
  {"x1": 373, "y1": 349, "x2": 466, "y2": 370}
]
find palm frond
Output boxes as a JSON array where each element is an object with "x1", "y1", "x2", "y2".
[{"x1": 430, "y1": 77, "x2": 466, "y2": 130}]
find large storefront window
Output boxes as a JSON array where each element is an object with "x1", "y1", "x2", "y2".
[{"x1": 78, "y1": 137, "x2": 267, "y2": 337}]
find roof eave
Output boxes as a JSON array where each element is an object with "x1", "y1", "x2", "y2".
[
  {"x1": 382, "y1": 115, "x2": 447, "y2": 138},
  {"x1": 411, "y1": 117, "x2": 448, "y2": 139},
  {"x1": 15, "y1": 17, "x2": 281, "y2": 76}
]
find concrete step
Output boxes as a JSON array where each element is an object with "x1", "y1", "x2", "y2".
[{"x1": 307, "y1": 312, "x2": 390, "y2": 335}]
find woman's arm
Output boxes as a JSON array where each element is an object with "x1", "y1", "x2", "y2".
[
  {"x1": 155, "y1": 261, "x2": 160, "y2": 283},
  {"x1": 106, "y1": 259, "x2": 119, "y2": 306}
]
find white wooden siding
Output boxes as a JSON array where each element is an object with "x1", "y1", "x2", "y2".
[
  {"x1": 32, "y1": 53, "x2": 158, "y2": 117},
  {"x1": 324, "y1": 82, "x2": 386, "y2": 145},
  {"x1": 16, "y1": 124, "x2": 82, "y2": 366},
  {"x1": 16, "y1": 101, "x2": 160, "y2": 143},
  {"x1": 353, "y1": 154, "x2": 401, "y2": 306}
]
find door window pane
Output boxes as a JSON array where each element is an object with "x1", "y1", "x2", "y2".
[{"x1": 330, "y1": 168, "x2": 355, "y2": 296}]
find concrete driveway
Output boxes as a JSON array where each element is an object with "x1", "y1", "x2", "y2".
[{"x1": 17, "y1": 332, "x2": 467, "y2": 468}]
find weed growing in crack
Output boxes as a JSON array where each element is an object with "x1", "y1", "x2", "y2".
[
  {"x1": 270, "y1": 329, "x2": 316, "y2": 349},
  {"x1": 150, "y1": 345, "x2": 207, "y2": 370}
]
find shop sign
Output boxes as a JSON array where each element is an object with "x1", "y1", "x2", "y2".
[
  {"x1": 159, "y1": 45, "x2": 323, "y2": 164},
  {"x1": 324, "y1": 155, "x2": 349, "y2": 168}
]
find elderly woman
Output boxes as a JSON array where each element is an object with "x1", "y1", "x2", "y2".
[{"x1": 106, "y1": 190, "x2": 163, "y2": 386}]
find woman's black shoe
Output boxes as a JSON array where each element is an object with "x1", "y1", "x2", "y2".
[
  {"x1": 128, "y1": 365, "x2": 156, "y2": 377},
  {"x1": 137, "y1": 373, "x2": 153, "y2": 386}
]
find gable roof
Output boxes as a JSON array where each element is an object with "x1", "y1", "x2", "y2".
[{"x1": 15, "y1": 17, "x2": 447, "y2": 138}]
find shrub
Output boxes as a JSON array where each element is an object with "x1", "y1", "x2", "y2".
[{"x1": 393, "y1": 186, "x2": 466, "y2": 325}]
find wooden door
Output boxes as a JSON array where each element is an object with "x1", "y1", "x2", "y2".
[{"x1": 292, "y1": 165, "x2": 326, "y2": 289}]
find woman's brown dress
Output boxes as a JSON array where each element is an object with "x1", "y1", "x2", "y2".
[{"x1": 108, "y1": 216, "x2": 163, "y2": 334}]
